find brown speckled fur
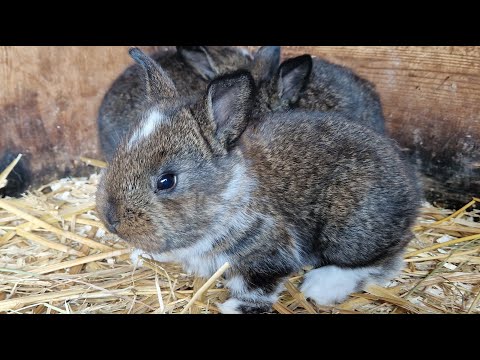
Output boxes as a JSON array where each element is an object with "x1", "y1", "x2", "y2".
[
  {"x1": 96, "y1": 49, "x2": 421, "y2": 313},
  {"x1": 98, "y1": 46, "x2": 252, "y2": 161},
  {"x1": 250, "y1": 47, "x2": 386, "y2": 134}
]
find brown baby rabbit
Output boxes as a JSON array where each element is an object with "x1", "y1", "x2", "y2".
[
  {"x1": 96, "y1": 48, "x2": 420, "y2": 314},
  {"x1": 98, "y1": 46, "x2": 253, "y2": 161},
  {"x1": 233, "y1": 46, "x2": 386, "y2": 133}
]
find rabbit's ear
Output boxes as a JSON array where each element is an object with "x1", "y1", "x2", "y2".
[
  {"x1": 277, "y1": 54, "x2": 312, "y2": 104},
  {"x1": 177, "y1": 46, "x2": 218, "y2": 80},
  {"x1": 129, "y1": 47, "x2": 178, "y2": 100},
  {"x1": 250, "y1": 46, "x2": 281, "y2": 83},
  {"x1": 206, "y1": 70, "x2": 255, "y2": 150}
]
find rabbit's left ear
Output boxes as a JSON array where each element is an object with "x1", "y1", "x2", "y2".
[
  {"x1": 177, "y1": 46, "x2": 218, "y2": 80},
  {"x1": 277, "y1": 54, "x2": 312, "y2": 104},
  {"x1": 129, "y1": 47, "x2": 178, "y2": 100},
  {"x1": 250, "y1": 46, "x2": 281, "y2": 83},
  {"x1": 206, "y1": 70, "x2": 255, "y2": 150}
]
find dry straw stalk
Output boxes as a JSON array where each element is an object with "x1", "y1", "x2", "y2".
[{"x1": 0, "y1": 155, "x2": 479, "y2": 314}]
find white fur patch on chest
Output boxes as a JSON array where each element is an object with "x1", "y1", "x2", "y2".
[
  {"x1": 169, "y1": 237, "x2": 229, "y2": 278},
  {"x1": 130, "y1": 209, "x2": 257, "y2": 278},
  {"x1": 131, "y1": 236, "x2": 229, "y2": 278},
  {"x1": 128, "y1": 109, "x2": 169, "y2": 149}
]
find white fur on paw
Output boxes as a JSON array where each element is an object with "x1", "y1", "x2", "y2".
[
  {"x1": 130, "y1": 249, "x2": 175, "y2": 268},
  {"x1": 217, "y1": 299, "x2": 242, "y2": 314},
  {"x1": 300, "y1": 265, "x2": 371, "y2": 305},
  {"x1": 150, "y1": 252, "x2": 175, "y2": 263},
  {"x1": 130, "y1": 248, "x2": 146, "y2": 267}
]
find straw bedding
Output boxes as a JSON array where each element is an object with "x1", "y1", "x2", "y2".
[{"x1": 0, "y1": 156, "x2": 479, "y2": 314}]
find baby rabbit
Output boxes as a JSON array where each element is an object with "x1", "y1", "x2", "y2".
[
  {"x1": 98, "y1": 46, "x2": 253, "y2": 162},
  {"x1": 96, "y1": 48, "x2": 420, "y2": 314},
  {"x1": 240, "y1": 46, "x2": 386, "y2": 133}
]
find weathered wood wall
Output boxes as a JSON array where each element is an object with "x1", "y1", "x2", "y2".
[
  {"x1": 0, "y1": 46, "x2": 164, "y2": 192},
  {"x1": 285, "y1": 47, "x2": 479, "y2": 208},
  {"x1": 0, "y1": 46, "x2": 479, "y2": 208}
]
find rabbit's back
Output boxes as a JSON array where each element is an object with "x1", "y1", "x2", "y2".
[
  {"x1": 300, "y1": 58, "x2": 386, "y2": 133},
  {"x1": 244, "y1": 111, "x2": 420, "y2": 266}
]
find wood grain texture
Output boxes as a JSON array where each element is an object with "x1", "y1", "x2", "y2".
[
  {"x1": 279, "y1": 46, "x2": 480, "y2": 207},
  {"x1": 0, "y1": 46, "x2": 479, "y2": 207},
  {"x1": 0, "y1": 46, "x2": 166, "y2": 185}
]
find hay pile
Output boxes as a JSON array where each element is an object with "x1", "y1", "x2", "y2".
[{"x1": 0, "y1": 157, "x2": 479, "y2": 314}]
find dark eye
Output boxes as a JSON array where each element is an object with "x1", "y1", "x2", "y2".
[{"x1": 156, "y1": 173, "x2": 177, "y2": 192}]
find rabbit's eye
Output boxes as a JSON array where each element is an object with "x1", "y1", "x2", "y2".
[{"x1": 156, "y1": 174, "x2": 177, "y2": 192}]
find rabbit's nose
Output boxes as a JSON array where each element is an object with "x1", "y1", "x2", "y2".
[{"x1": 105, "y1": 202, "x2": 120, "y2": 234}]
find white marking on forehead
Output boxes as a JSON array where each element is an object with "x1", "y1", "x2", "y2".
[
  {"x1": 127, "y1": 109, "x2": 169, "y2": 150},
  {"x1": 238, "y1": 47, "x2": 253, "y2": 60}
]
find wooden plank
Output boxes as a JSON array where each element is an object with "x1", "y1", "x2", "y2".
[
  {"x1": 1, "y1": 46, "x2": 479, "y2": 208},
  {"x1": 279, "y1": 46, "x2": 480, "y2": 208}
]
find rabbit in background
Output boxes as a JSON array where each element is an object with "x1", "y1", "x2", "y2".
[
  {"x1": 96, "y1": 48, "x2": 420, "y2": 313},
  {"x1": 98, "y1": 46, "x2": 253, "y2": 162},
  {"x1": 223, "y1": 46, "x2": 386, "y2": 133},
  {"x1": 98, "y1": 45, "x2": 385, "y2": 165}
]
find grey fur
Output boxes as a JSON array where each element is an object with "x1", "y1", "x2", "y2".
[
  {"x1": 249, "y1": 48, "x2": 386, "y2": 133},
  {"x1": 96, "y1": 49, "x2": 421, "y2": 313},
  {"x1": 98, "y1": 46, "x2": 253, "y2": 161}
]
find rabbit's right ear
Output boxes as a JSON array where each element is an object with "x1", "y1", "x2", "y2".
[
  {"x1": 129, "y1": 47, "x2": 178, "y2": 100},
  {"x1": 177, "y1": 46, "x2": 218, "y2": 81},
  {"x1": 206, "y1": 71, "x2": 255, "y2": 150},
  {"x1": 250, "y1": 46, "x2": 281, "y2": 83},
  {"x1": 277, "y1": 54, "x2": 312, "y2": 104}
]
